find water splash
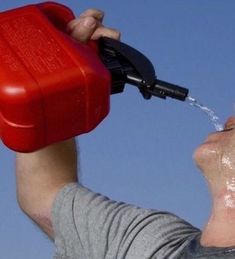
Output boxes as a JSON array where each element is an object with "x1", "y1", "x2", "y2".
[{"x1": 187, "y1": 96, "x2": 223, "y2": 131}]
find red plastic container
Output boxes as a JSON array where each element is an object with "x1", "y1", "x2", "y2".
[{"x1": 0, "y1": 2, "x2": 111, "y2": 152}]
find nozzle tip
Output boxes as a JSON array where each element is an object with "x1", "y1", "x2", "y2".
[{"x1": 153, "y1": 79, "x2": 188, "y2": 101}]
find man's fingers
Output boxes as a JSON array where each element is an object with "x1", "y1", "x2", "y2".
[
  {"x1": 67, "y1": 9, "x2": 104, "y2": 34},
  {"x1": 69, "y1": 16, "x2": 98, "y2": 42},
  {"x1": 79, "y1": 8, "x2": 104, "y2": 22},
  {"x1": 67, "y1": 8, "x2": 120, "y2": 43},
  {"x1": 91, "y1": 27, "x2": 121, "y2": 41}
]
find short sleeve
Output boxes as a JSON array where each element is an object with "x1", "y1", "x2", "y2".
[{"x1": 52, "y1": 183, "x2": 200, "y2": 259}]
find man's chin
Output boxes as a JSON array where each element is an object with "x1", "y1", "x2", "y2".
[{"x1": 193, "y1": 142, "x2": 218, "y2": 171}]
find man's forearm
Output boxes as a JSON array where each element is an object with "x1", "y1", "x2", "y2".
[{"x1": 16, "y1": 138, "x2": 78, "y2": 237}]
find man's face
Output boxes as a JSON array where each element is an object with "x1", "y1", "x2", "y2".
[{"x1": 194, "y1": 116, "x2": 235, "y2": 191}]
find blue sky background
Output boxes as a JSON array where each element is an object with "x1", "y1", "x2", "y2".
[{"x1": 1, "y1": 0, "x2": 235, "y2": 258}]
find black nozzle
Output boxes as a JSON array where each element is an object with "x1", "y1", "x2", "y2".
[
  {"x1": 99, "y1": 37, "x2": 189, "y2": 102},
  {"x1": 150, "y1": 79, "x2": 188, "y2": 101},
  {"x1": 126, "y1": 74, "x2": 188, "y2": 101}
]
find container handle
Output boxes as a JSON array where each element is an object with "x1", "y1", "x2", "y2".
[{"x1": 38, "y1": 2, "x2": 75, "y2": 33}]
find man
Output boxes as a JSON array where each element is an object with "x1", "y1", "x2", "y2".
[{"x1": 15, "y1": 9, "x2": 235, "y2": 259}]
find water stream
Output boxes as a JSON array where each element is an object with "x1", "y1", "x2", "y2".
[{"x1": 187, "y1": 95, "x2": 223, "y2": 131}]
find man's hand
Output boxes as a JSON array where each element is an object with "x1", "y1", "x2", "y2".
[
  {"x1": 16, "y1": 8, "x2": 120, "y2": 239},
  {"x1": 67, "y1": 9, "x2": 120, "y2": 42}
]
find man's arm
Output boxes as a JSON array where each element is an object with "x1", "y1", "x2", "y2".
[
  {"x1": 16, "y1": 139, "x2": 78, "y2": 238},
  {"x1": 15, "y1": 9, "x2": 120, "y2": 239}
]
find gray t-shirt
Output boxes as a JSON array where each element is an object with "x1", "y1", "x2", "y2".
[{"x1": 52, "y1": 183, "x2": 200, "y2": 259}]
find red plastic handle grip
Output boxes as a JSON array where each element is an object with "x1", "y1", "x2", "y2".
[{"x1": 38, "y1": 1, "x2": 75, "y2": 32}]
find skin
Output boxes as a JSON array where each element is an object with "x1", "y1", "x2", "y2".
[
  {"x1": 194, "y1": 116, "x2": 235, "y2": 247},
  {"x1": 16, "y1": 9, "x2": 120, "y2": 239}
]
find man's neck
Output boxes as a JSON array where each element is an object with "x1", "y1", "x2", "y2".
[{"x1": 201, "y1": 191, "x2": 235, "y2": 247}]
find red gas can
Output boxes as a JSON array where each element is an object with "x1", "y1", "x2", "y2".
[{"x1": 0, "y1": 2, "x2": 111, "y2": 152}]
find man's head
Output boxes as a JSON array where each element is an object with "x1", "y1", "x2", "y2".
[{"x1": 193, "y1": 116, "x2": 235, "y2": 194}]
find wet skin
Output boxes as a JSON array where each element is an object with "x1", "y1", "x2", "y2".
[
  {"x1": 194, "y1": 116, "x2": 235, "y2": 196},
  {"x1": 194, "y1": 116, "x2": 235, "y2": 247}
]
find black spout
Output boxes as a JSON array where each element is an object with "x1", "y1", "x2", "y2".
[
  {"x1": 100, "y1": 37, "x2": 189, "y2": 102},
  {"x1": 150, "y1": 79, "x2": 188, "y2": 101}
]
